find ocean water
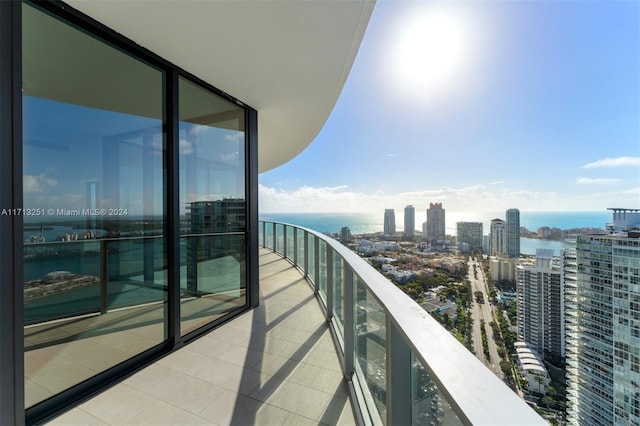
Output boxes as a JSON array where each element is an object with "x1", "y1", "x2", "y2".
[
  {"x1": 260, "y1": 211, "x2": 610, "y2": 234},
  {"x1": 259, "y1": 210, "x2": 612, "y2": 256}
]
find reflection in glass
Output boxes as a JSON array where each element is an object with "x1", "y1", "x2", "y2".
[
  {"x1": 22, "y1": 3, "x2": 166, "y2": 408},
  {"x1": 179, "y1": 77, "x2": 246, "y2": 336},
  {"x1": 411, "y1": 352, "x2": 462, "y2": 425},
  {"x1": 356, "y1": 277, "x2": 387, "y2": 422}
]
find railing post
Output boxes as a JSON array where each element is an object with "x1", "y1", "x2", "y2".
[
  {"x1": 343, "y1": 266, "x2": 355, "y2": 379},
  {"x1": 386, "y1": 318, "x2": 412, "y2": 426},
  {"x1": 314, "y1": 237, "x2": 320, "y2": 293},
  {"x1": 272, "y1": 222, "x2": 276, "y2": 252},
  {"x1": 100, "y1": 239, "x2": 108, "y2": 314},
  {"x1": 326, "y1": 248, "x2": 333, "y2": 320},
  {"x1": 303, "y1": 231, "x2": 309, "y2": 278}
]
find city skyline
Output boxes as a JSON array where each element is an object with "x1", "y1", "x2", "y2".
[{"x1": 259, "y1": 0, "x2": 640, "y2": 214}]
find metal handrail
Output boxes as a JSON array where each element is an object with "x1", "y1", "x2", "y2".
[{"x1": 260, "y1": 220, "x2": 545, "y2": 426}]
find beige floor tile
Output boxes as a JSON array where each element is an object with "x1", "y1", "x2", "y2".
[
  {"x1": 250, "y1": 379, "x2": 332, "y2": 421},
  {"x1": 199, "y1": 390, "x2": 290, "y2": 426},
  {"x1": 126, "y1": 367, "x2": 226, "y2": 415},
  {"x1": 126, "y1": 400, "x2": 214, "y2": 425},
  {"x1": 79, "y1": 384, "x2": 158, "y2": 425}
]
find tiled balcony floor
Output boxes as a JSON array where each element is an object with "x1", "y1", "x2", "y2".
[{"x1": 46, "y1": 249, "x2": 357, "y2": 425}]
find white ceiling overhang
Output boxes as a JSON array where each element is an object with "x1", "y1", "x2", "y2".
[{"x1": 65, "y1": 0, "x2": 375, "y2": 173}]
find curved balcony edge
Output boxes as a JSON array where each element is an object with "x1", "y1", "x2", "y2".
[{"x1": 259, "y1": 220, "x2": 545, "y2": 426}]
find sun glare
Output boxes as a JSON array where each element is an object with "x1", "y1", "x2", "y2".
[{"x1": 393, "y1": 11, "x2": 468, "y2": 98}]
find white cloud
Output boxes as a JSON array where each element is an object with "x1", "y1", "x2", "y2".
[
  {"x1": 622, "y1": 187, "x2": 640, "y2": 194},
  {"x1": 576, "y1": 177, "x2": 621, "y2": 185},
  {"x1": 179, "y1": 139, "x2": 193, "y2": 155},
  {"x1": 259, "y1": 183, "x2": 563, "y2": 213},
  {"x1": 582, "y1": 156, "x2": 640, "y2": 168},
  {"x1": 225, "y1": 133, "x2": 244, "y2": 143},
  {"x1": 24, "y1": 174, "x2": 57, "y2": 193},
  {"x1": 489, "y1": 180, "x2": 504, "y2": 185}
]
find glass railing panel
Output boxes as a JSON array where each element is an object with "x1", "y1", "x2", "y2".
[
  {"x1": 259, "y1": 221, "x2": 264, "y2": 247},
  {"x1": 297, "y1": 230, "x2": 305, "y2": 268},
  {"x1": 307, "y1": 233, "x2": 315, "y2": 283},
  {"x1": 180, "y1": 233, "x2": 246, "y2": 336},
  {"x1": 333, "y1": 252, "x2": 344, "y2": 333},
  {"x1": 318, "y1": 240, "x2": 327, "y2": 299},
  {"x1": 105, "y1": 237, "x2": 167, "y2": 310},
  {"x1": 276, "y1": 224, "x2": 285, "y2": 255},
  {"x1": 265, "y1": 222, "x2": 274, "y2": 249},
  {"x1": 286, "y1": 225, "x2": 295, "y2": 261},
  {"x1": 411, "y1": 351, "x2": 463, "y2": 425},
  {"x1": 355, "y1": 276, "x2": 387, "y2": 422}
]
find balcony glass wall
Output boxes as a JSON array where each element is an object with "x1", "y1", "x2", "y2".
[
  {"x1": 259, "y1": 220, "x2": 545, "y2": 426},
  {"x1": 18, "y1": 2, "x2": 255, "y2": 420},
  {"x1": 22, "y1": 2, "x2": 166, "y2": 407},
  {"x1": 178, "y1": 77, "x2": 246, "y2": 336}
]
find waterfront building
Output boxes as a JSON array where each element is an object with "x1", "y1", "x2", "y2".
[
  {"x1": 384, "y1": 208, "x2": 396, "y2": 235},
  {"x1": 456, "y1": 222, "x2": 483, "y2": 253},
  {"x1": 404, "y1": 205, "x2": 415, "y2": 238},
  {"x1": 341, "y1": 226, "x2": 352, "y2": 242},
  {"x1": 506, "y1": 208, "x2": 520, "y2": 258},
  {"x1": 566, "y1": 224, "x2": 640, "y2": 425},
  {"x1": 490, "y1": 218, "x2": 506, "y2": 256},
  {"x1": 426, "y1": 202, "x2": 446, "y2": 242},
  {"x1": 516, "y1": 249, "x2": 564, "y2": 362}
]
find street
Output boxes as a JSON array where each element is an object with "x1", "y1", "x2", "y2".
[{"x1": 467, "y1": 257, "x2": 504, "y2": 379}]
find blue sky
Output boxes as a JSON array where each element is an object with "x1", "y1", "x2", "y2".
[{"x1": 259, "y1": 0, "x2": 640, "y2": 214}]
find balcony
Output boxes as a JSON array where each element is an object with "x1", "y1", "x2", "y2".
[{"x1": 40, "y1": 221, "x2": 544, "y2": 425}]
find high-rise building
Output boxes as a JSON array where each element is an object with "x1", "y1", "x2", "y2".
[
  {"x1": 404, "y1": 205, "x2": 415, "y2": 238},
  {"x1": 426, "y1": 202, "x2": 446, "y2": 242},
  {"x1": 457, "y1": 222, "x2": 483, "y2": 253},
  {"x1": 506, "y1": 208, "x2": 520, "y2": 258},
  {"x1": 341, "y1": 226, "x2": 352, "y2": 242},
  {"x1": 607, "y1": 207, "x2": 640, "y2": 232},
  {"x1": 516, "y1": 249, "x2": 564, "y2": 362},
  {"x1": 384, "y1": 209, "x2": 396, "y2": 235},
  {"x1": 566, "y1": 210, "x2": 640, "y2": 425},
  {"x1": 490, "y1": 218, "x2": 506, "y2": 256}
]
